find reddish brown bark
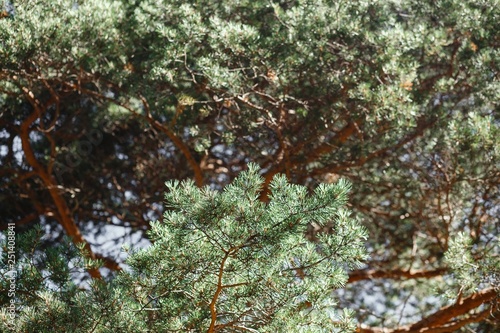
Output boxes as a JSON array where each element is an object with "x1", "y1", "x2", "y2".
[
  {"x1": 19, "y1": 88, "x2": 103, "y2": 278},
  {"x1": 139, "y1": 95, "x2": 204, "y2": 187},
  {"x1": 348, "y1": 268, "x2": 448, "y2": 283},
  {"x1": 259, "y1": 120, "x2": 359, "y2": 201},
  {"x1": 358, "y1": 288, "x2": 498, "y2": 333}
]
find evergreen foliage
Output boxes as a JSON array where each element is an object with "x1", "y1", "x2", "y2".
[
  {"x1": 1, "y1": 165, "x2": 366, "y2": 332},
  {"x1": 0, "y1": 0, "x2": 499, "y2": 331}
]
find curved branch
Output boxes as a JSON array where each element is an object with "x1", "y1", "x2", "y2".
[
  {"x1": 139, "y1": 95, "x2": 204, "y2": 187},
  {"x1": 259, "y1": 120, "x2": 359, "y2": 201},
  {"x1": 62, "y1": 81, "x2": 205, "y2": 188},
  {"x1": 406, "y1": 287, "x2": 497, "y2": 331},
  {"x1": 207, "y1": 251, "x2": 230, "y2": 333},
  {"x1": 310, "y1": 116, "x2": 438, "y2": 178},
  {"x1": 19, "y1": 87, "x2": 103, "y2": 279},
  {"x1": 358, "y1": 287, "x2": 498, "y2": 333},
  {"x1": 348, "y1": 268, "x2": 448, "y2": 283}
]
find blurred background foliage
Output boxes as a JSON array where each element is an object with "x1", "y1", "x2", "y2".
[{"x1": 0, "y1": 0, "x2": 498, "y2": 331}]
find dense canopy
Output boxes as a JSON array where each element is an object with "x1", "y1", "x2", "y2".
[{"x1": 1, "y1": 0, "x2": 499, "y2": 332}]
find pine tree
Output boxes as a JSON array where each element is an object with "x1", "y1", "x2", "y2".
[
  {"x1": 1, "y1": 0, "x2": 499, "y2": 331},
  {"x1": 1, "y1": 164, "x2": 367, "y2": 332}
]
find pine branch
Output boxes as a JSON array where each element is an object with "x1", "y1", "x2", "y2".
[
  {"x1": 348, "y1": 268, "x2": 448, "y2": 283},
  {"x1": 19, "y1": 87, "x2": 102, "y2": 279},
  {"x1": 358, "y1": 288, "x2": 498, "y2": 333}
]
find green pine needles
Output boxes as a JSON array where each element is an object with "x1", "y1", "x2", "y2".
[
  {"x1": 1, "y1": 164, "x2": 367, "y2": 332},
  {"x1": 123, "y1": 163, "x2": 367, "y2": 332}
]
